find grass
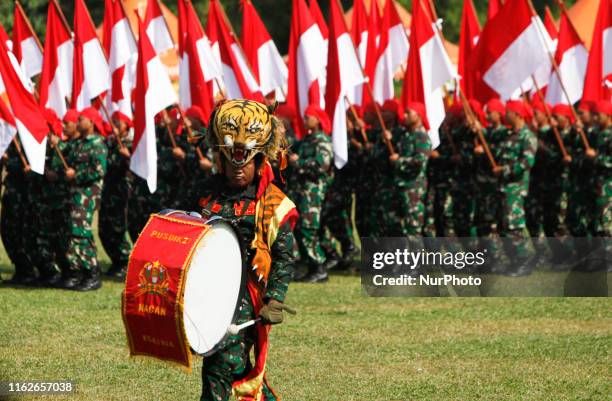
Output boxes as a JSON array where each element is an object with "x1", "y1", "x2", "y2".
[{"x1": 0, "y1": 238, "x2": 610, "y2": 400}]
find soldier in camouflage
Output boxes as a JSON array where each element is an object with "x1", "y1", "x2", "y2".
[
  {"x1": 1, "y1": 138, "x2": 35, "y2": 285},
  {"x1": 63, "y1": 107, "x2": 108, "y2": 291},
  {"x1": 592, "y1": 101, "x2": 611, "y2": 271},
  {"x1": 355, "y1": 102, "x2": 380, "y2": 238},
  {"x1": 100, "y1": 112, "x2": 133, "y2": 278},
  {"x1": 289, "y1": 105, "x2": 334, "y2": 283}
]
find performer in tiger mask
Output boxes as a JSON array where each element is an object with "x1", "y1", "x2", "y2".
[{"x1": 184, "y1": 99, "x2": 298, "y2": 401}]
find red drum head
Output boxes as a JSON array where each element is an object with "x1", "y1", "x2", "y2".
[{"x1": 183, "y1": 219, "x2": 244, "y2": 355}]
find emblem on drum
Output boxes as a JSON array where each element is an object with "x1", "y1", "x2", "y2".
[{"x1": 135, "y1": 261, "x2": 172, "y2": 299}]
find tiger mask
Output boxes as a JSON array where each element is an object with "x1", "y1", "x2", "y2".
[{"x1": 208, "y1": 99, "x2": 285, "y2": 167}]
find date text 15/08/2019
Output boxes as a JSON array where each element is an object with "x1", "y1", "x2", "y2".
[{"x1": 372, "y1": 274, "x2": 482, "y2": 287}]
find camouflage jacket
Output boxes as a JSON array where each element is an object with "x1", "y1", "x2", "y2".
[
  {"x1": 474, "y1": 125, "x2": 507, "y2": 187},
  {"x1": 494, "y1": 125, "x2": 537, "y2": 195},
  {"x1": 3, "y1": 141, "x2": 29, "y2": 192},
  {"x1": 427, "y1": 125, "x2": 457, "y2": 187},
  {"x1": 42, "y1": 140, "x2": 73, "y2": 210},
  {"x1": 67, "y1": 133, "x2": 108, "y2": 237},
  {"x1": 292, "y1": 130, "x2": 334, "y2": 188},
  {"x1": 185, "y1": 175, "x2": 295, "y2": 303},
  {"x1": 392, "y1": 126, "x2": 431, "y2": 189},
  {"x1": 594, "y1": 126, "x2": 611, "y2": 187}
]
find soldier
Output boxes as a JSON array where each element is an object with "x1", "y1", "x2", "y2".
[
  {"x1": 592, "y1": 101, "x2": 611, "y2": 270},
  {"x1": 289, "y1": 105, "x2": 334, "y2": 283},
  {"x1": 184, "y1": 99, "x2": 297, "y2": 401},
  {"x1": 35, "y1": 109, "x2": 74, "y2": 287},
  {"x1": 493, "y1": 100, "x2": 537, "y2": 276},
  {"x1": 1, "y1": 138, "x2": 35, "y2": 285},
  {"x1": 100, "y1": 111, "x2": 133, "y2": 278},
  {"x1": 183, "y1": 106, "x2": 214, "y2": 194},
  {"x1": 319, "y1": 109, "x2": 361, "y2": 271},
  {"x1": 63, "y1": 107, "x2": 108, "y2": 291}
]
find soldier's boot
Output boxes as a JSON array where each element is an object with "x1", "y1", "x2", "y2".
[
  {"x1": 572, "y1": 238, "x2": 593, "y2": 272},
  {"x1": 62, "y1": 269, "x2": 83, "y2": 290},
  {"x1": 583, "y1": 237, "x2": 608, "y2": 272},
  {"x1": 8, "y1": 264, "x2": 38, "y2": 286},
  {"x1": 548, "y1": 237, "x2": 574, "y2": 271},
  {"x1": 322, "y1": 249, "x2": 340, "y2": 271},
  {"x1": 39, "y1": 265, "x2": 63, "y2": 288},
  {"x1": 75, "y1": 267, "x2": 102, "y2": 291},
  {"x1": 299, "y1": 264, "x2": 329, "y2": 283},
  {"x1": 106, "y1": 263, "x2": 128, "y2": 279},
  {"x1": 505, "y1": 255, "x2": 533, "y2": 277},
  {"x1": 338, "y1": 244, "x2": 360, "y2": 270}
]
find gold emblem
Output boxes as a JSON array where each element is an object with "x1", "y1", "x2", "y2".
[{"x1": 135, "y1": 261, "x2": 172, "y2": 298}]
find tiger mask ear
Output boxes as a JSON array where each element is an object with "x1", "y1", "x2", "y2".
[{"x1": 267, "y1": 101, "x2": 278, "y2": 115}]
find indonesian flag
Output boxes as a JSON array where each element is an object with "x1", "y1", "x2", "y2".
[
  {"x1": 241, "y1": 0, "x2": 288, "y2": 97},
  {"x1": 39, "y1": 1, "x2": 73, "y2": 117},
  {"x1": 470, "y1": 0, "x2": 552, "y2": 100},
  {"x1": 401, "y1": 0, "x2": 455, "y2": 149},
  {"x1": 325, "y1": 0, "x2": 365, "y2": 169},
  {"x1": 0, "y1": 99, "x2": 16, "y2": 157},
  {"x1": 178, "y1": 0, "x2": 219, "y2": 118},
  {"x1": 0, "y1": 24, "x2": 11, "y2": 51},
  {"x1": 286, "y1": 0, "x2": 326, "y2": 137},
  {"x1": 487, "y1": 0, "x2": 503, "y2": 20},
  {"x1": 544, "y1": 5, "x2": 559, "y2": 46},
  {"x1": 582, "y1": 0, "x2": 612, "y2": 102},
  {"x1": 546, "y1": 10, "x2": 588, "y2": 105},
  {"x1": 371, "y1": 0, "x2": 409, "y2": 104},
  {"x1": 71, "y1": 0, "x2": 111, "y2": 111},
  {"x1": 458, "y1": 0, "x2": 481, "y2": 99},
  {"x1": 361, "y1": 0, "x2": 382, "y2": 107},
  {"x1": 0, "y1": 40, "x2": 49, "y2": 174},
  {"x1": 131, "y1": 14, "x2": 177, "y2": 193},
  {"x1": 310, "y1": 0, "x2": 328, "y2": 106},
  {"x1": 12, "y1": 3, "x2": 43, "y2": 79},
  {"x1": 144, "y1": 0, "x2": 175, "y2": 54},
  {"x1": 106, "y1": 0, "x2": 138, "y2": 118},
  {"x1": 206, "y1": 0, "x2": 263, "y2": 101},
  {"x1": 349, "y1": 0, "x2": 369, "y2": 105}
]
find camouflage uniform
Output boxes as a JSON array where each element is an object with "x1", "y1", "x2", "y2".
[
  {"x1": 371, "y1": 125, "x2": 431, "y2": 236},
  {"x1": 566, "y1": 127, "x2": 598, "y2": 237},
  {"x1": 494, "y1": 126, "x2": 537, "y2": 264},
  {"x1": 450, "y1": 125, "x2": 477, "y2": 238},
  {"x1": 355, "y1": 128, "x2": 379, "y2": 238},
  {"x1": 290, "y1": 131, "x2": 334, "y2": 268},
  {"x1": 1, "y1": 142, "x2": 35, "y2": 281},
  {"x1": 65, "y1": 134, "x2": 108, "y2": 280},
  {"x1": 184, "y1": 175, "x2": 295, "y2": 401},
  {"x1": 36, "y1": 140, "x2": 72, "y2": 282},
  {"x1": 99, "y1": 137, "x2": 133, "y2": 272},
  {"x1": 593, "y1": 126, "x2": 611, "y2": 236},
  {"x1": 423, "y1": 126, "x2": 455, "y2": 237}
]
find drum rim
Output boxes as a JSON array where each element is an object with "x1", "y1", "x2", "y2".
[{"x1": 197, "y1": 216, "x2": 249, "y2": 356}]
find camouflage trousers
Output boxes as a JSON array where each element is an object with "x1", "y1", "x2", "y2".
[
  {"x1": 99, "y1": 186, "x2": 131, "y2": 268},
  {"x1": 525, "y1": 177, "x2": 567, "y2": 237},
  {"x1": 372, "y1": 186, "x2": 424, "y2": 237},
  {"x1": 35, "y1": 207, "x2": 70, "y2": 278},
  {"x1": 355, "y1": 188, "x2": 374, "y2": 238},
  {"x1": 320, "y1": 187, "x2": 355, "y2": 254},
  {"x1": 423, "y1": 184, "x2": 454, "y2": 237},
  {"x1": 1, "y1": 188, "x2": 35, "y2": 278},
  {"x1": 451, "y1": 185, "x2": 476, "y2": 237},
  {"x1": 294, "y1": 190, "x2": 327, "y2": 267},
  {"x1": 200, "y1": 295, "x2": 277, "y2": 401},
  {"x1": 497, "y1": 191, "x2": 531, "y2": 260},
  {"x1": 566, "y1": 183, "x2": 597, "y2": 237},
  {"x1": 595, "y1": 180, "x2": 611, "y2": 236},
  {"x1": 66, "y1": 236, "x2": 98, "y2": 273}
]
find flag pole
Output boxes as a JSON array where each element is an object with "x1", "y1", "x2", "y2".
[
  {"x1": 344, "y1": 95, "x2": 368, "y2": 143},
  {"x1": 333, "y1": 0, "x2": 393, "y2": 154},
  {"x1": 458, "y1": 90, "x2": 498, "y2": 170},
  {"x1": 530, "y1": 74, "x2": 571, "y2": 162},
  {"x1": 12, "y1": 137, "x2": 30, "y2": 170},
  {"x1": 175, "y1": 106, "x2": 206, "y2": 162},
  {"x1": 528, "y1": 0, "x2": 591, "y2": 151}
]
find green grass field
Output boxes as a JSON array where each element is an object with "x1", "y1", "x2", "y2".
[{"x1": 0, "y1": 239, "x2": 610, "y2": 401}]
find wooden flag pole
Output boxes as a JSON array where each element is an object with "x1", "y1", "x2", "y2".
[
  {"x1": 12, "y1": 137, "x2": 29, "y2": 170},
  {"x1": 458, "y1": 90, "x2": 498, "y2": 170},
  {"x1": 344, "y1": 96, "x2": 368, "y2": 144},
  {"x1": 530, "y1": 75, "x2": 570, "y2": 161},
  {"x1": 175, "y1": 106, "x2": 206, "y2": 162}
]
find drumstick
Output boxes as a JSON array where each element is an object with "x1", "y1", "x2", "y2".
[{"x1": 227, "y1": 318, "x2": 261, "y2": 335}]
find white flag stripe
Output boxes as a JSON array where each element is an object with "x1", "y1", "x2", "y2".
[
  {"x1": 18, "y1": 37, "x2": 43, "y2": 78},
  {"x1": 146, "y1": 15, "x2": 174, "y2": 54},
  {"x1": 256, "y1": 39, "x2": 288, "y2": 95},
  {"x1": 0, "y1": 119, "x2": 16, "y2": 157},
  {"x1": 45, "y1": 40, "x2": 73, "y2": 117},
  {"x1": 296, "y1": 24, "x2": 326, "y2": 116},
  {"x1": 15, "y1": 120, "x2": 47, "y2": 174},
  {"x1": 546, "y1": 44, "x2": 588, "y2": 105}
]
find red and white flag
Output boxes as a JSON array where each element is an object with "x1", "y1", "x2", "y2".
[
  {"x1": 286, "y1": 0, "x2": 326, "y2": 137},
  {"x1": 144, "y1": 0, "x2": 175, "y2": 54},
  {"x1": 310, "y1": 0, "x2": 329, "y2": 105},
  {"x1": 582, "y1": 0, "x2": 612, "y2": 102},
  {"x1": 71, "y1": 0, "x2": 111, "y2": 111},
  {"x1": 360, "y1": 0, "x2": 382, "y2": 107},
  {"x1": 0, "y1": 24, "x2": 11, "y2": 51},
  {"x1": 546, "y1": 9, "x2": 588, "y2": 105},
  {"x1": 178, "y1": 0, "x2": 219, "y2": 119},
  {"x1": 131, "y1": 14, "x2": 177, "y2": 193},
  {"x1": 241, "y1": 0, "x2": 288, "y2": 97},
  {"x1": 458, "y1": 0, "x2": 481, "y2": 99},
  {"x1": 105, "y1": 0, "x2": 137, "y2": 118},
  {"x1": 39, "y1": 1, "x2": 73, "y2": 117},
  {"x1": 349, "y1": 0, "x2": 369, "y2": 105},
  {"x1": 371, "y1": 0, "x2": 409, "y2": 104},
  {"x1": 0, "y1": 40, "x2": 49, "y2": 174},
  {"x1": 12, "y1": 3, "x2": 43, "y2": 79},
  {"x1": 206, "y1": 0, "x2": 263, "y2": 101},
  {"x1": 0, "y1": 99, "x2": 16, "y2": 157},
  {"x1": 471, "y1": 0, "x2": 552, "y2": 100},
  {"x1": 544, "y1": 5, "x2": 559, "y2": 47},
  {"x1": 487, "y1": 0, "x2": 503, "y2": 20},
  {"x1": 325, "y1": 0, "x2": 365, "y2": 168},
  {"x1": 401, "y1": 0, "x2": 455, "y2": 149}
]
